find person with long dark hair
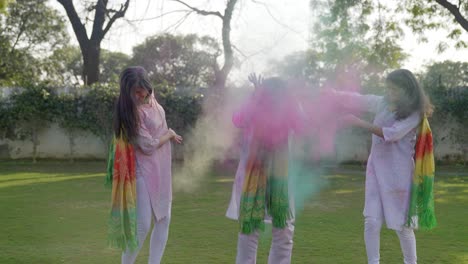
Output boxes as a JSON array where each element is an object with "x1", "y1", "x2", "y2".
[
  {"x1": 107, "y1": 66, "x2": 182, "y2": 264},
  {"x1": 337, "y1": 69, "x2": 436, "y2": 264}
]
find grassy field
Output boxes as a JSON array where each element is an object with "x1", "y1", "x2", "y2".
[{"x1": 0, "y1": 161, "x2": 467, "y2": 264}]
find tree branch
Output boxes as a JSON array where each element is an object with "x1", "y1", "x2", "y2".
[
  {"x1": 220, "y1": 0, "x2": 238, "y2": 75},
  {"x1": 127, "y1": 10, "x2": 190, "y2": 22},
  {"x1": 233, "y1": 32, "x2": 289, "y2": 65},
  {"x1": 163, "y1": 11, "x2": 193, "y2": 32},
  {"x1": 171, "y1": 0, "x2": 223, "y2": 19},
  {"x1": 436, "y1": 0, "x2": 468, "y2": 32},
  {"x1": 56, "y1": 0, "x2": 89, "y2": 47},
  {"x1": 251, "y1": 0, "x2": 305, "y2": 37},
  {"x1": 102, "y1": 0, "x2": 130, "y2": 37},
  {"x1": 90, "y1": 0, "x2": 106, "y2": 41},
  {"x1": 231, "y1": 44, "x2": 247, "y2": 58},
  {"x1": 10, "y1": 17, "x2": 26, "y2": 53}
]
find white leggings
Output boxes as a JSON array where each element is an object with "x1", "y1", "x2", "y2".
[
  {"x1": 122, "y1": 178, "x2": 171, "y2": 264},
  {"x1": 236, "y1": 221, "x2": 295, "y2": 264},
  {"x1": 364, "y1": 217, "x2": 417, "y2": 264}
]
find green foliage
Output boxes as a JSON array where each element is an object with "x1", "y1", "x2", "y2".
[
  {"x1": 421, "y1": 61, "x2": 468, "y2": 162},
  {"x1": 0, "y1": 0, "x2": 68, "y2": 85},
  {"x1": 131, "y1": 33, "x2": 220, "y2": 90},
  {"x1": 9, "y1": 85, "x2": 57, "y2": 162},
  {"x1": 43, "y1": 46, "x2": 83, "y2": 86},
  {"x1": 0, "y1": 79, "x2": 202, "y2": 160},
  {"x1": 3, "y1": 0, "x2": 68, "y2": 52},
  {"x1": 400, "y1": 0, "x2": 468, "y2": 50},
  {"x1": 0, "y1": 36, "x2": 40, "y2": 86},
  {"x1": 269, "y1": 50, "x2": 324, "y2": 86},
  {"x1": 43, "y1": 46, "x2": 131, "y2": 85},
  {"x1": 310, "y1": 0, "x2": 406, "y2": 73},
  {"x1": 0, "y1": 84, "x2": 118, "y2": 160},
  {"x1": 55, "y1": 91, "x2": 90, "y2": 161},
  {"x1": 100, "y1": 50, "x2": 131, "y2": 84},
  {"x1": 271, "y1": 1, "x2": 406, "y2": 92},
  {"x1": 9, "y1": 85, "x2": 56, "y2": 136},
  {"x1": 435, "y1": 90, "x2": 468, "y2": 162},
  {"x1": 0, "y1": 96, "x2": 14, "y2": 139},
  {"x1": 55, "y1": 92, "x2": 87, "y2": 133},
  {"x1": 80, "y1": 83, "x2": 118, "y2": 145},
  {"x1": 155, "y1": 84, "x2": 203, "y2": 133},
  {"x1": 0, "y1": 0, "x2": 13, "y2": 13},
  {"x1": 421, "y1": 61, "x2": 468, "y2": 94}
]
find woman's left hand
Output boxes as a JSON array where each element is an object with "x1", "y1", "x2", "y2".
[{"x1": 172, "y1": 131, "x2": 183, "y2": 144}]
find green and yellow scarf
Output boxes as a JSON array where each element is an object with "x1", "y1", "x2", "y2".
[
  {"x1": 239, "y1": 143, "x2": 291, "y2": 234},
  {"x1": 407, "y1": 117, "x2": 437, "y2": 230},
  {"x1": 105, "y1": 137, "x2": 138, "y2": 251}
]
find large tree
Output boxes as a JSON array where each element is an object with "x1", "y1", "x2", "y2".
[
  {"x1": 131, "y1": 33, "x2": 220, "y2": 90},
  {"x1": 0, "y1": 0, "x2": 68, "y2": 85},
  {"x1": 312, "y1": 0, "x2": 406, "y2": 75},
  {"x1": 272, "y1": 1, "x2": 406, "y2": 92},
  {"x1": 44, "y1": 45, "x2": 83, "y2": 85},
  {"x1": 421, "y1": 60, "x2": 468, "y2": 93},
  {"x1": 56, "y1": 0, "x2": 130, "y2": 85}
]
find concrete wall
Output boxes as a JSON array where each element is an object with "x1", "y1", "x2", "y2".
[
  {"x1": 0, "y1": 123, "x2": 106, "y2": 159},
  {"x1": 0, "y1": 120, "x2": 464, "y2": 161}
]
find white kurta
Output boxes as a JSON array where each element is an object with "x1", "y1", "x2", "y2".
[
  {"x1": 225, "y1": 132, "x2": 296, "y2": 222},
  {"x1": 226, "y1": 133, "x2": 250, "y2": 220},
  {"x1": 135, "y1": 97, "x2": 172, "y2": 221},
  {"x1": 342, "y1": 93, "x2": 421, "y2": 230}
]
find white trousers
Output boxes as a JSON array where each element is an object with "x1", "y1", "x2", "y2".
[
  {"x1": 122, "y1": 177, "x2": 171, "y2": 264},
  {"x1": 236, "y1": 221, "x2": 295, "y2": 264},
  {"x1": 364, "y1": 217, "x2": 417, "y2": 264}
]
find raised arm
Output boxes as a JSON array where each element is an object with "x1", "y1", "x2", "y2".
[{"x1": 333, "y1": 91, "x2": 383, "y2": 114}]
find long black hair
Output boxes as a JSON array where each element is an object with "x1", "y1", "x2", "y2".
[
  {"x1": 386, "y1": 69, "x2": 433, "y2": 120},
  {"x1": 113, "y1": 66, "x2": 153, "y2": 142}
]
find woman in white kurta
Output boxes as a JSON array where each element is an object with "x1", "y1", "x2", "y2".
[
  {"x1": 115, "y1": 67, "x2": 183, "y2": 264},
  {"x1": 227, "y1": 77, "x2": 300, "y2": 264},
  {"x1": 339, "y1": 69, "x2": 433, "y2": 264}
]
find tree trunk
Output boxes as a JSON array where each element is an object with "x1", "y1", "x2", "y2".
[
  {"x1": 81, "y1": 42, "x2": 101, "y2": 85},
  {"x1": 207, "y1": 0, "x2": 237, "y2": 108},
  {"x1": 219, "y1": 0, "x2": 236, "y2": 83},
  {"x1": 57, "y1": 0, "x2": 130, "y2": 85},
  {"x1": 32, "y1": 130, "x2": 38, "y2": 163},
  {"x1": 68, "y1": 133, "x2": 75, "y2": 163},
  {"x1": 206, "y1": 72, "x2": 227, "y2": 108}
]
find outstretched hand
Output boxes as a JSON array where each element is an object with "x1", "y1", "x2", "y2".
[
  {"x1": 339, "y1": 114, "x2": 363, "y2": 127},
  {"x1": 248, "y1": 73, "x2": 263, "y2": 89}
]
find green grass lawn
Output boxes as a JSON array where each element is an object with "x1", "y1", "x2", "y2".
[{"x1": 0, "y1": 161, "x2": 467, "y2": 264}]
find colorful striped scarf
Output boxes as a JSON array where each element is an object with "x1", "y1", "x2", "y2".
[
  {"x1": 105, "y1": 137, "x2": 138, "y2": 251},
  {"x1": 239, "y1": 143, "x2": 291, "y2": 234},
  {"x1": 407, "y1": 117, "x2": 437, "y2": 230}
]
